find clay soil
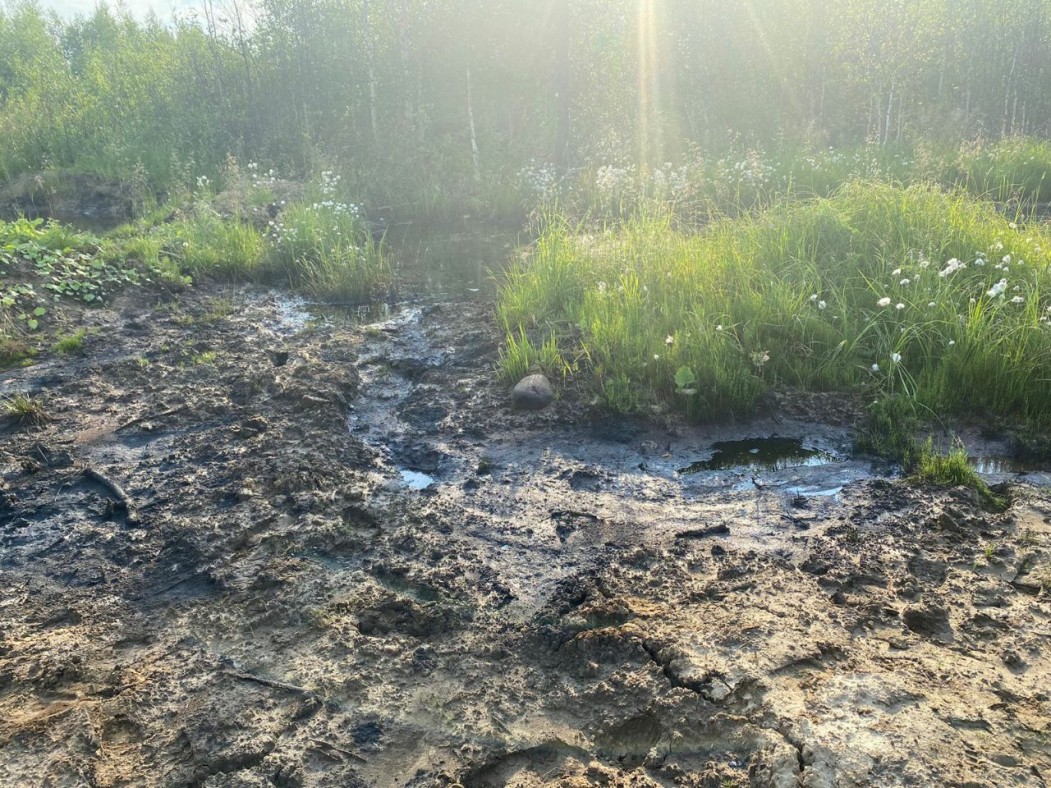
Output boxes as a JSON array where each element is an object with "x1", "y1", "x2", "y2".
[{"x1": 2, "y1": 281, "x2": 1051, "y2": 787}]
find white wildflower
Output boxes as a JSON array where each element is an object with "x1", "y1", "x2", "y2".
[
  {"x1": 896, "y1": 303, "x2": 905, "y2": 310},
  {"x1": 818, "y1": 300, "x2": 827, "y2": 310},
  {"x1": 877, "y1": 297, "x2": 892, "y2": 307},
  {"x1": 891, "y1": 352, "x2": 902, "y2": 363},
  {"x1": 987, "y1": 278, "x2": 1008, "y2": 298}
]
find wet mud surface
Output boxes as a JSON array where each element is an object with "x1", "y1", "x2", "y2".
[{"x1": 3, "y1": 274, "x2": 1051, "y2": 786}]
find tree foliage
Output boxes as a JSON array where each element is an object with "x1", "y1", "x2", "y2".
[{"x1": 1, "y1": 0, "x2": 1049, "y2": 201}]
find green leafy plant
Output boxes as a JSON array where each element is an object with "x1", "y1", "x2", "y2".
[{"x1": 674, "y1": 365, "x2": 698, "y2": 395}]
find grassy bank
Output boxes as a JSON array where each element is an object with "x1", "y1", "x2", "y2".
[
  {"x1": 0, "y1": 184, "x2": 390, "y2": 367},
  {"x1": 499, "y1": 181, "x2": 1051, "y2": 427}
]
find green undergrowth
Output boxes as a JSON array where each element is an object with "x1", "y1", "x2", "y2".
[
  {"x1": 913, "y1": 439, "x2": 1008, "y2": 511},
  {"x1": 0, "y1": 309, "x2": 32, "y2": 368},
  {"x1": 854, "y1": 395, "x2": 922, "y2": 466},
  {"x1": 112, "y1": 175, "x2": 392, "y2": 301},
  {"x1": 0, "y1": 216, "x2": 179, "y2": 348},
  {"x1": 1, "y1": 187, "x2": 391, "y2": 351},
  {"x1": 499, "y1": 181, "x2": 1051, "y2": 426},
  {"x1": 262, "y1": 199, "x2": 390, "y2": 301},
  {"x1": 532, "y1": 137, "x2": 1051, "y2": 225}
]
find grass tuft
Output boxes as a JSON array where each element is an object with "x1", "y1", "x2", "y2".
[
  {"x1": 3, "y1": 392, "x2": 49, "y2": 425},
  {"x1": 913, "y1": 439, "x2": 1008, "y2": 511},
  {"x1": 498, "y1": 329, "x2": 571, "y2": 383},
  {"x1": 52, "y1": 330, "x2": 86, "y2": 354}
]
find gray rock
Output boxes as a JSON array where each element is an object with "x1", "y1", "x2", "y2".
[{"x1": 511, "y1": 374, "x2": 553, "y2": 410}]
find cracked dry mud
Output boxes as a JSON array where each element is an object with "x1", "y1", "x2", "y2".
[{"x1": 2, "y1": 280, "x2": 1051, "y2": 787}]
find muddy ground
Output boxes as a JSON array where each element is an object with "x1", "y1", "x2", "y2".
[{"x1": 2, "y1": 265, "x2": 1051, "y2": 787}]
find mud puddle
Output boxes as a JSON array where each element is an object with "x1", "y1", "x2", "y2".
[
  {"x1": 2, "y1": 231, "x2": 1051, "y2": 786},
  {"x1": 677, "y1": 437, "x2": 836, "y2": 473}
]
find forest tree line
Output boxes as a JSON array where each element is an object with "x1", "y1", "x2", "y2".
[{"x1": 1, "y1": 0, "x2": 1049, "y2": 205}]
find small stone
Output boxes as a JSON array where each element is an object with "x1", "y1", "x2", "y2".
[{"x1": 511, "y1": 374, "x2": 553, "y2": 410}]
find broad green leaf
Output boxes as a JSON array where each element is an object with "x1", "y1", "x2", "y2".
[{"x1": 674, "y1": 366, "x2": 697, "y2": 389}]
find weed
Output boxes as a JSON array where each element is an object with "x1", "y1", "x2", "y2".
[
  {"x1": 0, "y1": 311, "x2": 34, "y2": 368},
  {"x1": 3, "y1": 392, "x2": 49, "y2": 425},
  {"x1": 914, "y1": 439, "x2": 980, "y2": 487},
  {"x1": 912, "y1": 439, "x2": 1008, "y2": 511},
  {"x1": 200, "y1": 297, "x2": 235, "y2": 322},
  {"x1": 0, "y1": 335, "x2": 34, "y2": 368},
  {"x1": 192, "y1": 350, "x2": 218, "y2": 365},
  {"x1": 498, "y1": 329, "x2": 570, "y2": 383},
  {"x1": 52, "y1": 330, "x2": 86, "y2": 354}
]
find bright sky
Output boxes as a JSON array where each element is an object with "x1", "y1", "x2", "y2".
[{"x1": 35, "y1": 0, "x2": 200, "y2": 21}]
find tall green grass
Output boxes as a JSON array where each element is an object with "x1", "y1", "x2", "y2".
[
  {"x1": 499, "y1": 182, "x2": 1051, "y2": 423},
  {"x1": 152, "y1": 210, "x2": 266, "y2": 282},
  {"x1": 560, "y1": 139, "x2": 1051, "y2": 225},
  {"x1": 263, "y1": 200, "x2": 391, "y2": 301}
]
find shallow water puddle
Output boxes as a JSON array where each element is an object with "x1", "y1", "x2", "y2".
[
  {"x1": 269, "y1": 293, "x2": 394, "y2": 333},
  {"x1": 971, "y1": 455, "x2": 1033, "y2": 475},
  {"x1": 399, "y1": 468, "x2": 436, "y2": 490},
  {"x1": 678, "y1": 437, "x2": 836, "y2": 473},
  {"x1": 784, "y1": 485, "x2": 844, "y2": 498}
]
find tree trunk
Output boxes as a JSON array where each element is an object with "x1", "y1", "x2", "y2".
[
  {"x1": 363, "y1": 0, "x2": 379, "y2": 146},
  {"x1": 554, "y1": 0, "x2": 571, "y2": 167},
  {"x1": 466, "y1": 67, "x2": 481, "y2": 184}
]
